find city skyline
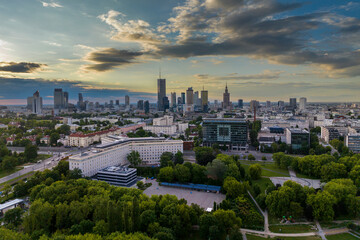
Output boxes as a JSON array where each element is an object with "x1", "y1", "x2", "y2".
[{"x1": 0, "y1": 0, "x2": 360, "y2": 105}]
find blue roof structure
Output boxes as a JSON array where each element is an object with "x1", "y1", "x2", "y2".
[{"x1": 160, "y1": 182, "x2": 221, "y2": 192}]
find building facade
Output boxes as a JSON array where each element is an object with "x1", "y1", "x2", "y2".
[
  {"x1": 286, "y1": 128, "x2": 310, "y2": 150},
  {"x1": 202, "y1": 118, "x2": 248, "y2": 150},
  {"x1": 157, "y1": 78, "x2": 166, "y2": 111},
  {"x1": 69, "y1": 137, "x2": 183, "y2": 176},
  {"x1": 346, "y1": 134, "x2": 360, "y2": 153}
]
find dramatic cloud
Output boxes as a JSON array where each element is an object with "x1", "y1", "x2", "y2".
[
  {"x1": 194, "y1": 70, "x2": 283, "y2": 82},
  {"x1": 41, "y1": 1, "x2": 62, "y2": 8},
  {"x1": 0, "y1": 62, "x2": 46, "y2": 73},
  {"x1": 84, "y1": 48, "x2": 144, "y2": 72},
  {"x1": 97, "y1": 0, "x2": 360, "y2": 77},
  {"x1": 0, "y1": 77, "x2": 155, "y2": 102}
]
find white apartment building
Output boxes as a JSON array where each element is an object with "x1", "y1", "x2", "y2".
[
  {"x1": 69, "y1": 137, "x2": 183, "y2": 177},
  {"x1": 144, "y1": 125, "x2": 177, "y2": 135},
  {"x1": 153, "y1": 115, "x2": 173, "y2": 125}
]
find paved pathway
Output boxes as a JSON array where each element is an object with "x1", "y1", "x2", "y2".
[
  {"x1": 316, "y1": 220, "x2": 327, "y2": 240},
  {"x1": 242, "y1": 232, "x2": 247, "y2": 240},
  {"x1": 247, "y1": 190, "x2": 269, "y2": 233},
  {"x1": 349, "y1": 232, "x2": 360, "y2": 239},
  {"x1": 241, "y1": 228, "x2": 318, "y2": 237}
]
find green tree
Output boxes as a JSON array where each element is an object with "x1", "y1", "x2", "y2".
[
  {"x1": 206, "y1": 159, "x2": 228, "y2": 182},
  {"x1": 320, "y1": 162, "x2": 347, "y2": 181},
  {"x1": 213, "y1": 209, "x2": 241, "y2": 234},
  {"x1": 194, "y1": 147, "x2": 216, "y2": 166},
  {"x1": 50, "y1": 132, "x2": 60, "y2": 146},
  {"x1": 127, "y1": 150, "x2": 142, "y2": 167},
  {"x1": 4, "y1": 207, "x2": 23, "y2": 227},
  {"x1": 191, "y1": 164, "x2": 207, "y2": 184},
  {"x1": 160, "y1": 152, "x2": 174, "y2": 168},
  {"x1": 249, "y1": 164, "x2": 262, "y2": 180},
  {"x1": 174, "y1": 164, "x2": 191, "y2": 183},
  {"x1": 174, "y1": 151, "x2": 184, "y2": 165},
  {"x1": 24, "y1": 144, "x2": 38, "y2": 162},
  {"x1": 307, "y1": 191, "x2": 336, "y2": 221},
  {"x1": 223, "y1": 177, "x2": 245, "y2": 199},
  {"x1": 1, "y1": 156, "x2": 16, "y2": 171},
  {"x1": 199, "y1": 214, "x2": 218, "y2": 239},
  {"x1": 158, "y1": 166, "x2": 174, "y2": 182},
  {"x1": 247, "y1": 154, "x2": 256, "y2": 160}
]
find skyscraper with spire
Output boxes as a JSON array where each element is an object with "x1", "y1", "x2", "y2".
[
  {"x1": 157, "y1": 69, "x2": 166, "y2": 111},
  {"x1": 222, "y1": 83, "x2": 231, "y2": 109}
]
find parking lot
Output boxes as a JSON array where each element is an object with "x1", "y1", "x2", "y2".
[{"x1": 143, "y1": 179, "x2": 225, "y2": 209}]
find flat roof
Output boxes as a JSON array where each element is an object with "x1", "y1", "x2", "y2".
[
  {"x1": 0, "y1": 199, "x2": 24, "y2": 211},
  {"x1": 203, "y1": 118, "x2": 247, "y2": 123},
  {"x1": 287, "y1": 128, "x2": 309, "y2": 133},
  {"x1": 98, "y1": 166, "x2": 136, "y2": 174}
]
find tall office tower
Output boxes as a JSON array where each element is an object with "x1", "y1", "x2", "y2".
[
  {"x1": 27, "y1": 97, "x2": 33, "y2": 110},
  {"x1": 201, "y1": 88, "x2": 208, "y2": 112},
  {"x1": 171, "y1": 92, "x2": 176, "y2": 108},
  {"x1": 63, "y1": 91, "x2": 69, "y2": 108},
  {"x1": 186, "y1": 87, "x2": 194, "y2": 104},
  {"x1": 290, "y1": 98, "x2": 297, "y2": 109},
  {"x1": 250, "y1": 100, "x2": 259, "y2": 112},
  {"x1": 78, "y1": 93, "x2": 83, "y2": 104},
  {"x1": 181, "y1": 92, "x2": 186, "y2": 104},
  {"x1": 222, "y1": 83, "x2": 230, "y2": 109},
  {"x1": 125, "y1": 95, "x2": 130, "y2": 106},
  {"x1": 193, "y1": 91, "x2": 199, "y2": 106},
  {"x1": 177, "y1": 97, "x2": 182, "y2": 105},
  {"x1": 299, "y1": 97, "x2": 307, "y2": 110},
  {"x1": 95, "y1": 102, "x2": 100, "y2": 108},
  {"x1": 278, "y1": 100, "x2": 285, "y2": 109},
  {"x1": 54, "y1": 88, "x2": 64, "y2": 110},
  {"x1": 137, "y1": 100, "x2": 144, "y2": 110},
  {"x1": 266, "y1": 101, "x2": 271, "y2": 108},
  {"x1": 144, "y1": 100, "x2": 150, "y2": 114},
  {"x1": 110, "y1": 100, "x2": 114, "y2": 107},
  {"x1": 238, "y1": 99, "x2": 243, "y2": 108},
  {"x1": 163, "y1": 97, "x2": 169, "y2": 111},
  {"x1": 32, "y1": 90, "x2": 43, "y2": 114},
  {"x1": 115, "y1": 100, "x2": 120, "y2": 106},
  {"x1": 157, "y1": 76, "x2": 166, "y2": 111}
]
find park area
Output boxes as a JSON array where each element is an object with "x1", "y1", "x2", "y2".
[{"x1": 143, "y1": 179, "x2": 225, "y2": 209}]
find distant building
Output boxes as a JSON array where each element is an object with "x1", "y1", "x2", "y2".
[
  {"x1": 171, "y1": 92, "x2": 176, "y2": 108},
  {"x1": 250, "y1": 100, "x2": 259, "y2": 112},
  {"x1": 137, "y1": 100, "x2": 144, "y2": 110},
  {"x1": 202, "y1": 118, "x2": 248, "y2": 150},
  {"x1": 157, "y1": 77, "x2": 166, "y2": 111},
  {"x1": 266, "y1": 101, "x2": 271, "y2": 108},
  {"x1": 289, "y1": 98, "x2": 297, "y2": 109},
  {"x1": 54, "y1": 88, "x2": 64, "y2": 110},
  {"x1": 181, "y1": 92, "x2": 186, "y2": 104},
  {"x1": 299, "y1": 97, "x2": 307, "y2": 111},
  {"x1": 186, "y1": 87, "x2": 194, "y2": 105},
  {"x1": 97, "y1": 166, "x2": 137, "y2": 187},
  {"x1": 222, "y1": 84, "x2": 231, "y2": 109},
  {"x1": 286, "y1": 128, "x2": 309, "y2": 150},
  {"x1": 163, "y1": 96, "x2": 169, "y2": 111},
  {"x1": 346, "y1": 134, "x2": 360, "y2": 153},
  {"x1": 144, "y1": 100, "x2": 150, "y2": 114},
  {"x1": 27, "y1": 90, "x2": 43, "y2": 114},
  {"x1": 238, "y1": 99, "x2": 243, "y2": 109},
  {"x1": 201, "y1": 88, "x2": 208, "y2": 112},
  {"x1": 115, "y1": 100, "x2": 120, "y2": 106},
  {"x1": 321, "y1": 127, "x2": 339, "y2": 143},
  {"x1": 278, "y1": 101, "x2": 285, "y2": 109},
  {"x1": 125, "y1": 95, "x2": 130, "y2": 107}
]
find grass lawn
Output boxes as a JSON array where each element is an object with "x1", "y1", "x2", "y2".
[
  {"x1": 320, "y1": 221, "x2": 352, "y2": 229},
  {"x1": 251, "y1": 177, "x2": 274, "y2": 194},
  {"x1": 240, "y1": 161, "x2": 290, "y2": 177},
  {"x1": 326, "y1": 233, "x2": 359, "y2": 240},
  {"x1": 0, "y1": 166, "x2": 23, "y2": 178},
  {"x1": 246, "y1": 234, "x2": 321, "y2": 240},
  {"x1": 269, "y1": 224, "x2": 316, "y2": 233}
]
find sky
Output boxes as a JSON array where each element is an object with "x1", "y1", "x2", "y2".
[{"x1": 0, "y1": 0, "x2": 359, "y2": 105}]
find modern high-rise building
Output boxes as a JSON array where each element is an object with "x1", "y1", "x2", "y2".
[
  {"x1": 250, "y1": 100, "x2": 259, "y2": 112},
  {"x1": 299, "y1": 97, "x2": 307, "y2": 110},
  {"x1": 137, "y1": 100, "x2": 144, "y2": 110},
  {"x1": 201, "y1": 88, "x2": 208, "y2": 112},
  {"x1": 144, "y1": 100, "x2": 150, "y2": 114},
  {"x1": 290, "y1": 98, "x2": 297, "y2": 109},
  {"x1": 266, "y1": 101, "x2": 271, "y2": 108},
  {"x1": 278, "y1": 100, "x2": 285, "y2": 109},
  {"x1": 222, "y1": 83, "x2": 231, "y2": 109},
  {"x1": 115, "y1": 100, "x2": 120, "y2": 106},
  {"x1": 238, "y1": 99, "x2": 243, "y2": 109},
  {"x1": 54, "y1": 88, "x2": 64, "y2": 110},
  {"x1": 193, "y1": 91, "x2": 200, "y2": 107},
  {"x1": 181, "y1": 92, "x2": 185, "y2": 104},
  {"x1": 63, "y1": 91, "x2": 69, "y2": 108},
  {"x1": 78, "y1": 93, "x2": 83, "y2": 104},
  {"x1": 177, "y1": 97, "x2": 182, "y2": 105},
  {"x1": 157, "y1": 77, "x2": 166, "y2": 111},
  {"x1": 110, "y1": 100, "x2": 114, "y2": 107},
  {"x1": 186, "y1": 87, "x2": 194, "y2": 105},
  {"x1": 125, "y1": 95, "x2": 130, "y2": 106},
  {"x1": 27, "y1": 90, "x2": 43, "y2": 114},
  {"x1": 171, "y1": 92, "x2": 176, "y2": 108},
  {"x1": 163, "y1": 96, "x2": 169, "y2": 111},
  {"x1": 202, "y1": 118, "x2": 248, "y2": 150}
]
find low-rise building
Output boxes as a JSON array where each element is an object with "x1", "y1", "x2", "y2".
[
  {"x1": 321, "y1": 127, "x2": 340, "y2": 143},
  {"x1": 346, "y1": 133, "x2": 360, "y2": 153},
  {"x1": 285, "y1": 128, "x2": 310, "y2": 150}
]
